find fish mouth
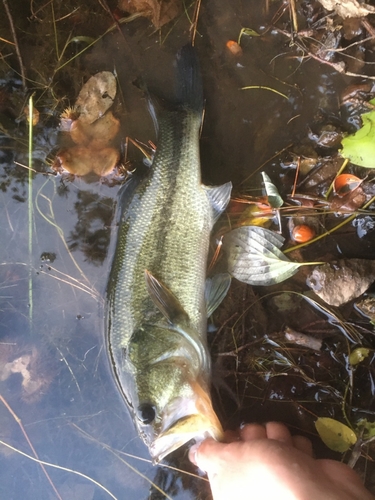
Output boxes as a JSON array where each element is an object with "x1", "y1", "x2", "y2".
[{"x1": 150, "y1": 382, "x2": 223, "y2": 463}]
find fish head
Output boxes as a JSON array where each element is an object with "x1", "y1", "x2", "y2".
[{"x1": 126, "y1": 325, "x2": 223, "y2": 463}]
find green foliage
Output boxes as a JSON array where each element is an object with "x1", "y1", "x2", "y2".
[
  {"x1": 261, "y1": 172, "x2": 284, "y2": 208},
  {"x1": 224, "y1": 226, "x2": 304, "y2": 286},
  {"x1": 349, "y1": 347, "x2": 370, "y2": 366},
  {"x1": 341, "y1": 99, "x2": 375, "y2": 168},
  {"x1": 315, "y1": 417, "x2": 357, "y2": 453}
]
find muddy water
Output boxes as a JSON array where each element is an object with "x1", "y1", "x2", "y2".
[{"x1": 1, "y1": 1, "x2": 375, "y2": 499}]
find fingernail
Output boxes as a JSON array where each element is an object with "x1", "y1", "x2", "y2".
[{"x1": 188, "y1": 442, "x2": 201, "y2": 466}]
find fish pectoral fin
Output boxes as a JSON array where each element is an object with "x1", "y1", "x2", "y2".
[
  {"x1": 205, "y1": 272, "x2": 232, "y2": 318},
  {"x1": 144, "y1": 270, "x2": 189, "y2": 324},
  {"x1": 204, "y1": 182, "x2": 232, "y2": 223}
]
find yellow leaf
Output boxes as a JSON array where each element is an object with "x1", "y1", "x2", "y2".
[
  {"x1": 315, "y1": 417, "x2": 357, "y2": 452},
  {"x1": 24, "y1": 105, "x2": 39, "y2": 126},
  {"x1": 349, "y1": 347, "x2": 370, "y2": 366}
]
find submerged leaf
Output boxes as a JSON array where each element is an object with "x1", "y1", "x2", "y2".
[
  {"x1": 315, "y1": 417, "x2": 357, "y2": 452},
  {"x1": 223, "y1": 226, "x2": 302, "y2": 286},
  {"x1": 340, "y1": 101, "x2": 375, "y2": 168},
  {"x1": 357, "y1": 419, "x2": 375, "y2": 440},
  {"x1": 349, "y1": 347, "x2": 370, "y2": 366},
  {"x1": 118, "y1": 0, "x2": 181, "y2": 28},
  {"x1": 261, "y1": 172, "x2": 284, "y2": 208},
  {"x1": 239, "y1": 27, "x2": 260, "y2": 39},
  {"x1": 75, "y1": 71, "x2": 117, "y2": 124}
]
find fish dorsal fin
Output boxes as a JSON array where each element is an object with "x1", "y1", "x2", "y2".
[
  {"x1": 205, "y1": 273, "x2": 232, "y2": 318},
  {"x1": 204, "y1": 182, "x2": 232, "y2": 223},
  {"x1": 144, "y1": 270, "x2": 189, "y2": 324}
]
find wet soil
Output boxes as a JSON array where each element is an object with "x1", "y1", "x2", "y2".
[{"x1": 2, "y1": 0, "x2": 375, "y2": 499}]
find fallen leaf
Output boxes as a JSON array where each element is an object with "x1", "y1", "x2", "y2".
[
  {"x1": 349, "y1": 347, "x2": 370, "y2": 366},
  {"x1": 341, "y1": 100, "x2": 375, "y2": 168},
  {"x1": 261, "y1": 172, "x2": 284, "y2": 208},
  {"x1": 318, "y1": 0, "x2": 375, "y2": 18},
  {"x1": 223, "y1": 226, "x2": 303, "y2": 286},
  {"x1": 355, "y1": 296, "x2": 375, "y2": 321},
  {"x1": 357, "y1": 419, "x2": 375, "y2": 440},
  {"x1": 56, "y1": 146, "x2": 120, "y2": 176},
  {"x1": 118, "y1": 0, "x2": 182, "y2": 28},
  {"x1": 315, "y1": 417, "x2": 357, "y2": 452},
  {"x1": 24, "y1": 105, "x2": 39, "y2": 125},
  {"x1": 70, "y1": 111, "x2": 120, "y2": 147},
  {"x1": 330, "y1": 185, "x2": 366, "y2": 213},
  {"x1": 75, "y1": 71, "x2": 117, "y2": 124}
]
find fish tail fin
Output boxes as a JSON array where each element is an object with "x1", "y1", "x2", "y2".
[{"x1": 176, "y1": 44, "x2": 203, "y2": 115}]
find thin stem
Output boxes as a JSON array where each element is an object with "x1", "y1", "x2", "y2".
[
  {"x1": 284, "y1": 195, "x2": 375, "y2": 254},
  {"x1": 0, "y1": 394, "x2": 62, "y2": 500},
  {"x1": 28, "y1": 95, "x2": 33, "y2": 333},
  {"x1": 2, "y1": 0, "x2": 26, "y2": 89}
]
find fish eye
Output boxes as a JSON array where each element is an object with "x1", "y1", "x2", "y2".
[{"x1": 137, "y1": 403, "x2": 156, "y2": 424}]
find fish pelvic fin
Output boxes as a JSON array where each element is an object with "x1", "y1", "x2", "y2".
[
  {"x1": 144, "y1": 270, "x2": 210, "y2": 374},
  {"x1": 144, "y1": 269, "x2": 189, "y2": 324}
]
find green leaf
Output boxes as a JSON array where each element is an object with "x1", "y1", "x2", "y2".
[
  {"x1": 315, "y1": 417, "x2": 357, "y2": 453},
  {"x1": 261, "y1": 172, "x2": 284, "y2": 208},
  {"x1": 223, "y1": 226, "x2": 302, "y2": 286},
  {"x1": 349, "y1": 347, "x2": 370, "y2": 366},
  {"x1": 340, "y1": 104, "x2": 375, "y2": 168},
  {"x1": 357, "y1": 418, "x2": 375, "y2": 440},
  {"x1": 238, "y1": 27, "x2": 260, "y2": 45}
]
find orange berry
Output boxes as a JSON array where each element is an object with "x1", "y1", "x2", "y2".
[
  {"x1": 333, "y1": 174, "x2": 361, "y2": 197},
  {"x1": 292, "y1": 224, "x2": 316, "y2": 243},
  {"x1": 226, "y1": 40, "x2": 242, "y2": 56}
]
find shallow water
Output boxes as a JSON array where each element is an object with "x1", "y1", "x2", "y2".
[{"x1": 2, "y1": 0, "x2": 375, "y2": 498}]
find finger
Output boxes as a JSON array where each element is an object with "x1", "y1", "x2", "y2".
[
  {"x1": 189, "y1": 438, "x2": 223, "y2": 472},
  {"x1": 240, "y1": 423, "x2": 267, "y2": 442},
  {"x1": 223, "y1": 429, "x2": 240, "y2": 443},
  {"x1": 265, "y1": 422, "x2": 293, "y2": 444},
  {"x1": 292, "y1": 435, "x2": 313, "y2": 456}
]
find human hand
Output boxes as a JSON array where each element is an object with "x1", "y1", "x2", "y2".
[{"x1": 189, "y1": 422, "x2": 374, "y2": 500}]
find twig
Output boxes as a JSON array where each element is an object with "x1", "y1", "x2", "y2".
[
  {"x1": 0, "y1": 438, "x2": 117, "y2": 499},
  {"x1": 289, "y1": 0, "x2": 298, "y2": 34},
  {"x1": 291, "y1": 156, "x2": 300, "y2": 197},
  {"x1": 2, "y1": 0, "x2": 26, "y2": 89},
  {"x1": 284, "y1": 195, "x2": 375, "y2": 253},
  {"x1": 72, "y1": 424, "x2": 175, "y2": 499},
  {"x1": 0, "y1": 394, "x2": 62, "y2": 499},
  {"x1": 190, "y1": 0, "x2": 202, "y2": 46}
]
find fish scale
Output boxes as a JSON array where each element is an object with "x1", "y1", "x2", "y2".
[{"x1": 106, "y1": 45, "x2": 230, "y2": 462}]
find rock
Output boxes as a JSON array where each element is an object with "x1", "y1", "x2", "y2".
[{"x1": 306, "y1": 259, "x2": 375, "y2": 306}]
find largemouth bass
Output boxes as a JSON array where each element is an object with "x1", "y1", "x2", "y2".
[{"x1": 106, "y1": 45, "x2": 232, "y2": 463}]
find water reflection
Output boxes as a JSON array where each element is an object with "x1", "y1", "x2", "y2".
[{"x1": 67, "y1": 190, "x2": 114, "y2": 265}]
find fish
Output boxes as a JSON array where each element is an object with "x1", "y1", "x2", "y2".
[{"x1": 106, "y1": 44, "x2": 232, "y2": 463}]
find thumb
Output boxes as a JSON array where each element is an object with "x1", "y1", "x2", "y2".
[{"x1": 189, "y1": 438, "x2": 225, "y2": 473}]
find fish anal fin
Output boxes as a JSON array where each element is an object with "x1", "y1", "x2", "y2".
[
  {"x1": 144, "y1": 270, "x2": 188, "y2": 324},
  {"x1": 205, "y1": 273, "x2": 232, "y2": 318},
  {"x1": 204, "y1": 182, "x2": 232, "y2": 223}
]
